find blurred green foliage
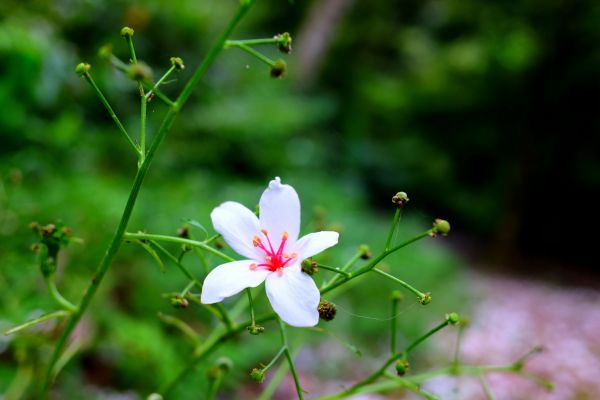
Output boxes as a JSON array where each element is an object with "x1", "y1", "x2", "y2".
[{"x1": 1, "y1": 0, "x2": 598, "y2": 397}]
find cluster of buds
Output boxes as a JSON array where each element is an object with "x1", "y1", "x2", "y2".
[
  {"x1": 30, "y1": 221, "x2": 75, "y2": 277},
  {"x1": 318, "y1": 299, "x2": 337, "y2": 321},
  {"x1": 247, "y1": 324, "x2": 265, "y2": 335},
  {"x1": 392, "y1": 192, "x2": 409, "y2": 207},
  {"x1": 431, "y1": 219, "x2": 451, "y2": 237},
  {"x1": 301, "y1": 259, "x2": 319, "y2": 275},
  {"x1": 170, "y1": 295, "x2": 189, "y2": 309},
  {"x1": 250, "y1": 367, "x2": 265, "y2": 383}
]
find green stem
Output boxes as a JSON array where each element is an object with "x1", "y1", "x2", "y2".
[
  {"x1": 124, "y1": 35, "x2": 138, "y2": 64},
  {"x1": 317, "y1": 263, "x2": 351, "y2": 277},
  {"x1": 262, "y1": 346, "x2": 286, "y2": 372},
  {"x1": 320, "y1": 229, "x2": 433, "y2": 295},
  {"x1": 382, "y1": 371, "x2": 440, "y2": 400},
  {"x1": 230, "y1": 42, "x2": 276, "y2": 66},
  {"x1": 149, "y1": 240, "x2": 201, "y2": 288},
  {"x1": 43, "y1": 2, "x2": 255, "y2": 391},
  {"x1": 278, "y1": 318, "x2": 304, "y2": 400},
  {"x1": 247, "y1": 288, "x2": 256, "y2": 326},
  {"x1": 257, "y1": 357, "x2": 290, "y2": 400},
  {"x1": 478, "y1": 374, "x2": 495, "y2": 400},
  {"x1": 404, "y1": 319, "x2": 450, "y2": 355},
  {"x1": 390, "y1": 294, "x2": 400, "y2": 355},
  {"x1": 82, "y1": 72, "x2": 140, "y2": 154},
  {"x1": 225, "y1": 38, "x2": 279, "y2": 47},
  {"x1": 145, "y1": 65, "x2": 176, "y2": 99},
  {"x1": 207, "y1": 375, "x2": 223, "y2": 400},
  {"x1": 125, "y1": 232, "x2": 234, "y2": 262},
  {"x1": 372, "y1": 268, "x2": 428, "y2": 302},
  {"x1": 384, "y1": 208, "x2": 402, "y2": 251},
  {"x1": 139, "y1": 95, "x2": 147, "y2": 164},
  {"x1": 45, "y1": 277, "x2": 77, "y2": 313},
  {"x1": 157, "y1": 312, "x2": 200, "y2": 345},
  {"x1": 3, "y1": 310, "x2": 70, "y2": 336},
  {"x1": 180, "y1": 281, "x2": 195, "y2": 298},
  {"x1": 321, "y1": 250, "x2": 362, "y2": 289}
]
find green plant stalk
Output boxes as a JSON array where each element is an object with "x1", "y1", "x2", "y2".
[
  {"x1": 372, "y1": 268, "x2": 427, "y2": 301},
  {"x1": 321, "y1": 249, "x2": 362, "y2": 288},
  {"x1": 149, "y1": 240, "x2": 201, "y2": 288},
  {"x1": 317, "y1": 318, "x2": 451, "y2": 400},
  {"x1": 478, "y1": 374, "x2": 495, "y2": 400},
  {"x1": 247, "y1": 288, "x2": 257, "y2": 327},
  {"x1": 262, "y1": 346, "x2": 286, "y2": 372},
  {"x1": 231, "y1": 42, "x2": 276, "y2": 66},
  {"x1": 320, "y1": 229, "x2": 433, "y2": 295},
  {"x1": 382, "y1": 371, "x2": 440, "y2": 400},
  {"x1": 278, "y1": 318, "x2": 304, "y2": 400},
  {"x1": 43, "y1": 1, "x2": 255, "y2": 392},
  {"x1": 139, "y1": 95, "x2": 147, "y2": 163},
  {"x1": 225, "y1": 38, "x2": 279, "y2": 47},
  {"x1": 125, "y1": 232, "x2": 234, "y2": 262},
  {"x1": 157, "y1": 312, "x2": 200, "y2": 345},
  {"x1": 317, "y1": 263, "x2": 351, "y2": 277},
  {"x1": 160, "y1": 311, "x2": 276, "y2": 396},
  {"x1": 384, "y1": 208, "x2": 402, "y2": 251},
  {"x1": 146, "y1": 65, "x2": 176, "y2": 99},
  {"x1": 257, "y1": 357, "x2": 290, "y2": 400},
  {"x1": 207, "y1": 374, "x2": 223, "y2": 400},
  {"x1": 82, "y1": 72, "x2": 139, "y2": 154},
  {"x1": 3, "y1": 310, "x2": 70, "y2": 336},
  {"x1": 45, "y1": 276, "x2": 77, "y2": 313},
  {"x1": 390, "y1": 295, "x2": 400, "y2": 355}
]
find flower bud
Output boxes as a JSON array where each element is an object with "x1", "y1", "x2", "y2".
[
  {"x1": 446, "y1": 312, "x2": 459, "y2": 325},
  {"x1": 177, "y1": 225, "x2": 190, "y2": 239},
  {"x1": 395, "y1": 359, "x2": 409, "y2": 376},
  {"x1": 318, "y1": 299, "x2": 337, "y2": 321},
  {"x1": 275, "y1": 32, "x2": 292, "y2": 54},
  {"x1": 392, "y1": 192, "x2": 409, "y2": 207},
  {"x1": 170, "y1": 295, "x2": 189, "y2": 308},
  {"x1": 301, "y1": 259, "x2": 318, "y2": 275},
  {"x1": 419, "y1": 292, "x2": 432, "y2": 305},
  {"x1": 41, "y1": 224, "x2": 56, "y2": 237},
  {"x1": 390, "y1": 290, "x2": 403, "y2": 302},
  {"x1": 75, "y1": 63, "x2": 91, "y2": 76},
  {"x1": 270, "y1": 59, "x2": 286, "y2": 79},
  {"x1": 250, "y1": 367, "x2": 265, "y2": 383},
  {"x1": 215, "y1": 239, "x2": 225, "y2": 249},
  {"x1": 432, "y1": 219, "x2": 451, "y2": 236},
  {"x1": 98, "y1": 44, "x2": 113, "y2": 60},
  {"x1": 170, "y1": 56, "x2": 185, "y2": 70},
  {"x1": 147, "y1": 394, "x2": 163, "y2": 400},
  {"x1": 29, "y1": 221, "x2": 40, "y2": 231},
  {"x1": 358, "y1": 244, "x2": 372, "y2": 260},
  {"x1": 120, "y1": 26, "x2": 135, "y2": 37},
  {"x1": 127, "y1": 62, "x2": 153, "y2": 81},
  {"x1": 207, "y1": 357, "x2": 233, "y2": 380},
  {"x1": 247, "y1": 324, "x2": 265, "y2": 335}
]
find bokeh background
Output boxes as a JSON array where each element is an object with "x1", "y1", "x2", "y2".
[{"x1": 1, "y1": 0, "x2": 600, "y2": 399}]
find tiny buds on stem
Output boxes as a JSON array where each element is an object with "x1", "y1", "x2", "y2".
[
  {"x1": 358, "y1": 244, "x2": 372, "y2": 260},
  {"x1": 170, "y1": 295, "x2": 189, "y2": 308},
  {"x1": 98, "y1": 44, "x2": 113, "y2": 60},
  {"x1": 214, "y1": 239, "x2": 225, "y2": 249},
  {"x1": 301, "y1": 259, "x2": 319, "y2": 275},
  {"x1": 419, "y1": 292, "x2": 432, "y2": 305},
  {"x1": 127, "y1": 62, "x2": 153, "y2": 81},
  {"x1": 274, "y1": 32, "x2": 292, "y2": 54},
  {"x1": 170, "y1": 57, "x2": 185, "y2": 70},
  {"x1": 207, "y1": 357, "x2": 233, "y2": 380},
  {"x1": 250, "y1": 367, "x2": 265, "y2": 383},
  {"x1": 120, "y1": 26, "x2": 135, "y2": 37},
  {"x1": 431, "y1": 219, "x2": 451, "y2": 237},
  {"x1": 177, "y1": 225, "x2": 190, "y2": 239},
  {"x1": 270, "y1": 59, "x2": 286, "y2": 79},
  {"x1": 247, "y1": 324, "x2": 265, "y2": 335},
  {"x1": 75, "y1": 62, "x2": 91, "y2": 76},
  {"x1": 392, "y1": 192, "x2": 409, "y2": 207},
  {"x1": 318, "y1": 299, "x2": 337, "y2": 321},
  {"x1": 446, "y1": 312, "x2": 460, "y2": 325},
  {"x1": 395, "y1": 359, "x2": 410, "y2": 376},
  {"x1": 390, "y1": 290, "x2": 403, "y2": 302}
]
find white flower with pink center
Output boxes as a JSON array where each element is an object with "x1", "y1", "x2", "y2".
[{"x1": 201, "y1": 177, "x2": 339, "y2": 327}]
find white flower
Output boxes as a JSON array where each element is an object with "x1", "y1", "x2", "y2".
[{"x1": 201, "y1": 177, "x2": 339, "y2": 327}]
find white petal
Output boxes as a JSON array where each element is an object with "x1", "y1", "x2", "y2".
[
  {"x1": 211, "y1": 201, "x2": 261, "y2": 260},
  {"x1": 201, "y1": 260, "x2": 270, "y2": 304},
  {"x1": 293, "y1": 231, "x2": 339, "y2": 260},
  {"x1": 265, "y1": 264, "x2": 320, "y2": 327},
  {"x1": 259, "y1": 177, "x2": 301, "y2": 246}
]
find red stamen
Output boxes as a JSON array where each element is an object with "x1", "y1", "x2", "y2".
[{"x1": 251, "y1": 229, "x2": 296, "y2": 272}]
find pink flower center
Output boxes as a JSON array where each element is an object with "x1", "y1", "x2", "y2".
[{"x1": 250, "y1": 229, "x2": 297, "y2": 272}]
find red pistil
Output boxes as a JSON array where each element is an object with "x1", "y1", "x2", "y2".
[{"x1": 251, "y1": 230, "x2": 296, "y2": 272}]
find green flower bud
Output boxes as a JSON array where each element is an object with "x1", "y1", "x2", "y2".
[
  {"x1": 98, "y1": 44, "x2": 113, "y2": 60},
  {"x1": 390, "y1": 290, "x2": 403, "y2": 302},
  {"x1": 358, "y1": 244, "x2": 372, "y2": 260},
  {"x1": 419, "y1": 292, "x2": 432, "y2": 305},
  {"x1": 247, "y1": 324, "x2": 265, "y2": 335},
  {"x1": 318, "y1": 299, "x2": 337, "y2": 321},
  {"x1": 270, "y1": 59, "x2": 286, "y2": 79},
  {"x1": 120, "y1": 26, "x2": 135, "y2": 37},
  {"x1": 75, "y1": 63, "x2": 91, "y2": 76},
  {"x1": 275, "y1": 32, "x2": 292, "y2": 54},
  {"x1": 170, "y1": 57, "x2": 185, "y2": 70},
  {"x1": 250, "y1": 367, "x2": 265, "y2": 383},
  {"x1": 127, "y1": 62, "x2": 153, "y2": 81},
  {"x1": 301, "y1": 259, "x2": 319, "y2": 275},
  {"x1": 392, "y1": 192, "x2": 409, "y2": 206},
  {"x1": 446, "y1": 312, "x2": 460, "y2": 325},
  {"x1": 170, "y1": 295, "x2": 189, "y2": 308},
  {"x1": 432, "y1": 219, "x2": 451, "y2": 236},
  {"x1": 395, "y1": 359, "x2": 409, "y2": 376}
]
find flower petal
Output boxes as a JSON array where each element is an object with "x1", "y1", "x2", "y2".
[
  {"x1": 265, "y1": 264, "x2": 320, "y2": 327},
  {"x1": 293, "y1": 231, "x2": 339, "y2": 259},
  {"x1": 259, "y1": 177, "x2": 301, "y2": 246},
  {"x1": 201, "y1": 260, "x2": 270, "y2": 304},
  {"x1": 211, "y1": 201, "x2": 261, "y2": 260}
]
